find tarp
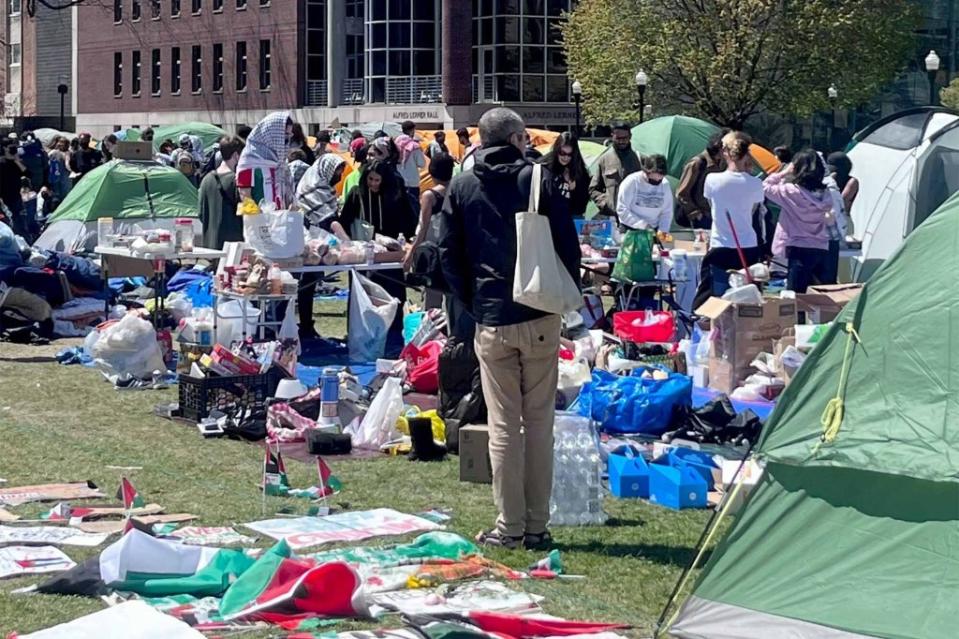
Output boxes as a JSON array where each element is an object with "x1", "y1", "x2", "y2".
[{"x1": 670, "y1": 190, "x2": 959, "y2": 638}]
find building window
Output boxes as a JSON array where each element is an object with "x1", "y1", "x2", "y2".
[
  {"x1": 132, "y1": 50, "x2": 142, "y2": 95},
  {"x1": 345, "y1": 0, "x2": 360, "y2": 18},
  {"x1": 191, "y1": 0, "x2": 200, "y2": 13},
  {"x1": 9, "y1": 0, "x2": 21, "y2": 15},
  {"x1": 171, "y1": 0, "x2": 180, "y2": 16},
  {"x1": 213, "y1": 0, "x2": 222, "y2": 9},
  {"x1": 259, "y1": 39, "x2": 271, "y2": 90},
  {"x1": 235, "y1": 41, "x2": 247, "y2": 90},
  {"x1": 171, "y1": 46, "x2": 181, "y2": 93},
  {"x1": 236, "y1": 0, "x2": 246, "y2": 8},
  {"x1": 151, "y1": 0, "x2": 160, "y2": 18},
  {"x1": 113, "y1": 52, "x2": 122, "y2": 95},
  {"x1": 8, "y1": 43, "x2": 21, "y2": 66},
  {"x1": 365, "y1": 0, "x2": 438, "y2": 103},
  {"x1": 132, "y1": 0, "x2": 141, "y2": 20},
  {"x1": 259, "y1": 0, "x2": 268, "y2": 5},
  {"x1": 191, "y1": 45, "x2": 202, "y2": 92},
  {"x1": 151, "y1": 49, "x2": 161, "y2": 94},
  {"x1": 113, "y1": 0, "x2": 121, "y2": 22},
  {"x1": 212, "y1": 42, "x2": 223, "y2": 92},
  {"x1": 306, "y1": 0, "x2": 326, "y2": 87}
]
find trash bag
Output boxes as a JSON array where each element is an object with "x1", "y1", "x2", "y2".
[
  {"x1": 438, "y1": 337, "x2": 487, "y2": 453},
  {"x1": 402, "y1": 340, "x2": 444, "y2": 394},
  {"x1": 92, "y1": 314, "x2": 166, "y2": 378},
  {"x1": 576, "y1": 368, "x2": 692, "y2": 435},
  {"x1": 348, "y1": 271, "x2": 399, "y2": 362},
  {"x1": 347, "y1": 375, "x2": 403, "y2": 450},
  {"x1": 612, "y1": 229, "x2": 655, "y2": 283}
]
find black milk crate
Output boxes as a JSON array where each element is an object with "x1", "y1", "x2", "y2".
[{"x1": 177, "y1": 367, "x2": 284, "y2": 421}]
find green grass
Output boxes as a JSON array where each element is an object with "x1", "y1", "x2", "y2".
[{"x1": 0, "y1": 302, "x2": 715, "y2": 637}]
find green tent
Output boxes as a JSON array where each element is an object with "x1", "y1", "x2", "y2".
[
  {"x1": 631, "y1": 115, "x2": 719, "y2": 180},
  {"x1": 668, "y1": 193, "x2": 959, "y2": 638},
  {"x1": 152, "y1": 122, "x2": 227, "y2": 154},
  {"x1": 35, "y1": 160, "x2": 198, "y2": 252}
]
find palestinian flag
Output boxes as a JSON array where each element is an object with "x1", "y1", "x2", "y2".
[
  {"x1": 117, "y1": 477, "x2": 146, "y2": 509},
  {"x1": 219, "y1": 540, "x2": 368, "y2": 623},
  {"x1": 37, "y1": 529, "x2": 256, "y2": 598},
  {"x1": 466, "y1": 611, "x2": 630, "y2": 635},
  {"x1": 263, "y1": 448, "x2": 290, "y2": 496},
  {"x1": 315, "y1": 457, "x2": 342, "y2": 497}
]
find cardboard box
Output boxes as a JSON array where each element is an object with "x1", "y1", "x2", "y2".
[
  {"x1": 773, "y1": 330, "x2": 799, "y2": 386},
  {"x1": 796, "y1": 284, "x2": 863, "y2": 324},
  {"x1": 697, "y1": 297, "x2": 797, "y2": 393},
  {"x1": 608, "y1": 452, "x2": 650, "y2": 498},
  {"x1": 459, "y1": 424, "x2": 492, "y2": 484}
]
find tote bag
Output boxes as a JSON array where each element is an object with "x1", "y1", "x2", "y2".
[
  {"x1": 512, "y1": 163, "x2": 582, "y2": 314},
  {"x1": 612, "y1": 229, "x2": 655, "y2": 283}
]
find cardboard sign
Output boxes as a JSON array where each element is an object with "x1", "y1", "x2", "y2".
[
  {"x1": 0, "y1": 525, "x2": 109, "y2": 547},
  {"x1": 0, "y1": 482, "x2": 104, "y2": 507},
  {"x1": 0, "y1": 545, "x2": 75, "y2": 579}
]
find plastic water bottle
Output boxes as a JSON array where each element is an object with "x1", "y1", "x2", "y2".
[{"x1": 549, "y1": 412, "x2": 607, "y2": 527}]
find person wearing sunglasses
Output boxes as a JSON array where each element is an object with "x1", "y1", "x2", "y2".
[{"x1": 544, "y1": 132, "x2": 589, "y2": 217}]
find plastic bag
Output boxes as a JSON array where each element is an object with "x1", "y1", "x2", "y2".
[
  {"x1": 243, "y1": 208, "x2": 306, "y2": 259},
  {"x1": 612, "y1": 229, "x2": 655, "y2": 283},
  {"x1": 576, "y1": 368, "x2": 692, "y2": 435},
  {"x1": 348, "y1": 271, "x2": 399, "y2": 362},
  {"x1": 278, "y1": 302, "x2": 301, "y2": 355},
  {"x1": 92, "y1": 314, "x2": 166, "y2": 378},
  {"x1": 215, "y1": 298, "x2": 260, "y2": 347},
  {"x1": 166, "y1": 292, "x2": 193, "y2": 322},
  {"x1": 348, "y1": 375, "x2": 403, "y2": 450},
  {"x1": 401, "y1": 340, "x2": 444, "y2": 393}
]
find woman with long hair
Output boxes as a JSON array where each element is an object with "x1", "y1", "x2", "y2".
[
  {"x1": 694, "y1": 131, "x2": 765, "y2": 303},
  {"x1": 764, "y1": 149, "x2": 833, "y2": 293},
  {"x1": 544, "y1": 132, "x2": 589, "y2": 217}
]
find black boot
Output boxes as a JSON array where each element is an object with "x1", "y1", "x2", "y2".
[{"x1": 408, "y1": 417, "x2": 447, "y2": 462}]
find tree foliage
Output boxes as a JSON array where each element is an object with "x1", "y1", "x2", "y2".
[
  {"x1": 562, "y1": 0, "x2": 919, "y2": 128},
  {"x1": 940, "y1": 77, "x2": 959, "y2": 112}
]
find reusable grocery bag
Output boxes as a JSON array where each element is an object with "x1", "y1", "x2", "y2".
[
  {"x1": 612, "y1": 229, "x2": 656, "y2": 283},
  {"x1": 401, "y1": 340, "x2": 444, "y2": 394},
  {"x1": 243, "y1": 207, "x2": 306, "y2": 259},
  {"x1": 513, "y1": 163, "x2": 582, "y2": 314},
  {"x1": 576, "y1": 368, "x2": 691, "y2": 435},
  {"x1": 348, "y1": 270, "x2": 399, "y2": 362}
]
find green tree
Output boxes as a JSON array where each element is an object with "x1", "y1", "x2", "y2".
[
  {"x1": 940, "y1": 77, "x2": 959, "y2": 111},
  {"x1": 562, "y1": 0, "x2": 919, "y2": 129}
]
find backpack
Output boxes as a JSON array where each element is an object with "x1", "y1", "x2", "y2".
[
  {"x1": 407, "y1": 189, "x2": 447, "y2": 290},
  {"x1": 177, "y1": 153, "x2": 196, "y2": 176}
]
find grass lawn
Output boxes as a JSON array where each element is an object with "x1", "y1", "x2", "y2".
[{"x1": 0, "y1": 300, "x2": 715, "y2": 637}]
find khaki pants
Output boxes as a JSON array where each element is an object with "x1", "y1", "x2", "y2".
[{"x1": 474, "y1": 314, "x2": 560, "y2": 537}]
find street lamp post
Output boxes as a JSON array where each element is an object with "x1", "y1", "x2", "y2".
[
  {"x1": 571, "y1": 80, "x2": 582, "y2": 137},
  {"x1": 926, "y1": 50, "x2": 941, "y2": 106},
  {"x1": 635, "y1": 70, "x2": 648, "y2": 123},
  {"x1": 827, "y1": 84, "x2": 838, "y2": 151},
  {"x1": 57, "y1": 83, "x2": 68, "y2": 131}
]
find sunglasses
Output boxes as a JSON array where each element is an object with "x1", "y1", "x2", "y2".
[{"x1": 558, "y1": 151, "x2": 572, "y2": 158}]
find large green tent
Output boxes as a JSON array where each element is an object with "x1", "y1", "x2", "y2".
[
  {"x1": 668, "y1": 192, "x2": 959, "y2": 638},
  {"x1": 152, "y1": 122, "x2": 227, "y2": 154},
  {"x1": 632, "y1": 116, "x2": 719, "y2": 179},
  {"x1": 35, "y1": 160, "x2": 198, "y2": 253}
]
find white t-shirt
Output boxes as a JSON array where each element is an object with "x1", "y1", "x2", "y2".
[
  {"x1": 704, "y1": 170, "x2": 764, "y2": 249},
  {"x1": 616, "y1": 171, "x2": 674, "y2": 231}
]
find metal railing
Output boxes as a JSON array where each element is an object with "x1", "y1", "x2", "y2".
[
  {"x1": 472, "y1": 75, "x2": 496, "y2": 103},
  {"x1": 386, "y1": 75, "x2": 441, "y2": 104},
  {"x1": 342, "y1": 78, "x2": 364, "y2": 104},
  {"x1": 305, "y1": 80, "x2": 328, "y2": 106}
]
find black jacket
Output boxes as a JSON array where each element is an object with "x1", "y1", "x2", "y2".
[{"x1": 438, "y1": 144, "x2": 581, "y2": 327}]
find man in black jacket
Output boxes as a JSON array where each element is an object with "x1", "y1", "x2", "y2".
[{"x1": 438, "y1": 107, "x2": 580, "y2": 551}]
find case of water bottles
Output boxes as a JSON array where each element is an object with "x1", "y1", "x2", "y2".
[{"x1": 550, "y1": 412, "x2": 608, "y2": 526}]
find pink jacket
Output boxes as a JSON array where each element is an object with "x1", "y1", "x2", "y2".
[{"x1": 764, "y1": 171, "x2": 832, "y2": 255}]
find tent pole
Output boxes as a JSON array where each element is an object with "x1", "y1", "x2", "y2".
[
  {"x1": 142, "y1": 173, "x2": 157, "y2": 221},
  {"x1": 653, "y1": 439, "x2": 757, "y2": 637}
]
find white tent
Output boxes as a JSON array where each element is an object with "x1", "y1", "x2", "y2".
[{"x1": 848, "y1": 107, "x2": 959, "y2": 280}]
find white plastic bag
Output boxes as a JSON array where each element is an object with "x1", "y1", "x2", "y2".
[
  {"x1": 92, "y1": 314, "x2": 166, "y2": 378},
  {"x1": 166, "y1": 292, "x2": 193, "y2": 322},
  {"x1": 278, "y1": 301, "x2": 301, "y2": 355},
  {"x1": 348, "y1": 270, "x2": 399, "y2": 362},
  {"x1": 512, "y1": 163, "x2": 581, "y2": 314},
  {"x1": 243, "y1": 208, "x2": 306, "y2": 259},
  {"x1": 215, "y1": 298, "x2": 260, "y2": 347},
  {"x1": 347, "y1": 375, "x2": 403, "y2": 450}
]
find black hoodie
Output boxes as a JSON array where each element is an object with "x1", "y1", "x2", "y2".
[{"x1": 438, "y1": 144, "x2": 581, "y2": 327}]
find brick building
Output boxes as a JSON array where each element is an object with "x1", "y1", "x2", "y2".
[{"x1": 71, "y1": 0, "x2": 578, "y2": 136}]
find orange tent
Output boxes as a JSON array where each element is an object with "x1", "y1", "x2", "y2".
[{"x1": 749, "y1": 144, "x2": 782, "y2": 175}]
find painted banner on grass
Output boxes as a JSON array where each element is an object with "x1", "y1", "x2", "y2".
[
  {"x1": 170, "y1": 526, "x2": 258, "y2": 547},
  {"x1": 242, "y1": 508, "x2": 442, "y2": 550},
  {"x1": 0, "y1": 482, "x2": 104, "y2": 506},
  {"x1": 0, "y1": 524, "x2": 109, "y2": 547},
  {"x1": 0, "y1": 545, "x2": 75, "y2": 579}
]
